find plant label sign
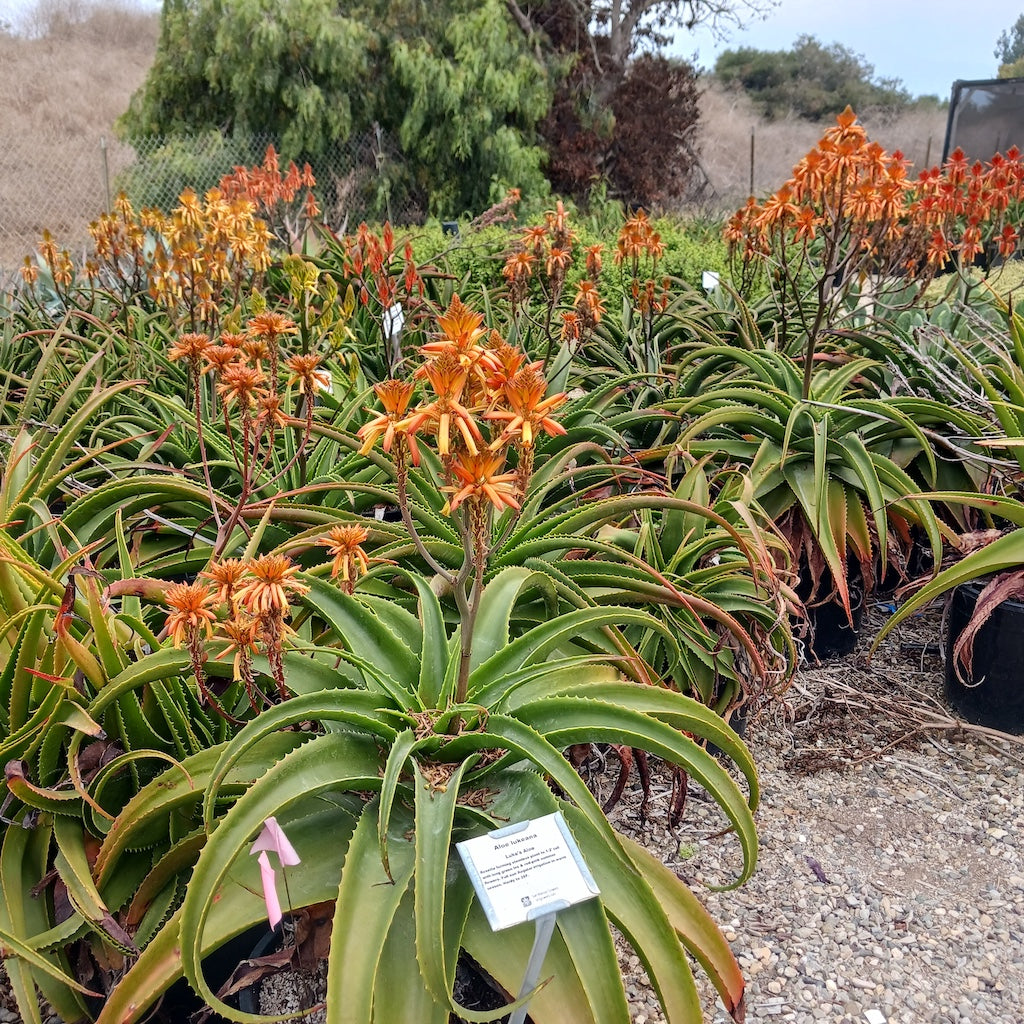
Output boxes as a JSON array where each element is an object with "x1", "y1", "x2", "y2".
[{"x1": 456, "y1": 811, "x2": 600, "y2": 931}]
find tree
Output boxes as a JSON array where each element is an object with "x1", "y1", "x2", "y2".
[
  {"x1": 514, "y1": 0, "x2": 745, "y2": 205},
  {"x1": 996, "y1": 14, "x2": 1024, "y2": 77},
  {"x1": 715, "y1": 35, "x2": 911, "y2": 120},
  {"x1": 510, "y1": 0, "x2": 775, "y2": 99},
  {"x1": 122, "y1": 0, "x2": 550, "y2": 217},
  {"x1": 121, "y1": 0, "x2": 373, "y2": 155}
]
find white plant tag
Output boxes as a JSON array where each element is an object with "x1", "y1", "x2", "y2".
[
  {"x1": 383, "y1": 302, "x2": 404, "y2": 341},
  {"x1": 702, "y1": 270, "x2": 720, "y2": 292},
  {"x1": 457, "y1": 812, "x2": 599, "y2": 931}
]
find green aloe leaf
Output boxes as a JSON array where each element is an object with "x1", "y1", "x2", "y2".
[
  {"x1": 618, "y1": 833, "x2": 745, "y2": 1019},
  {"x1": 328, "y1": 799, "x2": 416, "y2": 1024},
  {"x1": 559, "y1": 805, "x2": 702, "y2": 1024},
  {"x1": 467, "y1": 606, "x2": 674, "y2": 700},
  {"x1": 179, "y1": 734, "x2": 384, "y2": 1021},
  {"x1": 413, "y1": 759, "x2": 477, "y2": 1011}
]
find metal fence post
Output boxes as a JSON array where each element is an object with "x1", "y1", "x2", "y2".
[{"x1": 100, "y1": 136, "x2": 111, "y2": 212}]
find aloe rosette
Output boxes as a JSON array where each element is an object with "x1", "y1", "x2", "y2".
[{"x1": 73, "y1": 566, "x2": 759, "y2": 1024}]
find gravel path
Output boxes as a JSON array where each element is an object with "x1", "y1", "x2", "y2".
[{"x1": 603, "y1": 606, "x2": 1024, "y2": 1024}]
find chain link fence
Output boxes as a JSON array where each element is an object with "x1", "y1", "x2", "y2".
[{"x1": 0, "y1": 125, "x2": 423, "y2": 278}]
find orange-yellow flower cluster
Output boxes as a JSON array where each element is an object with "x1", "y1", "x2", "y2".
[
  {"x1": 726, "y1": 105, "x2": 1024, "y2": 279},
  {"x1": 164, "y1": 554, "x2": 312, "y2": 702},
  {"x1": 356, "y1": 294, "x2": 568, "y2": 514}
]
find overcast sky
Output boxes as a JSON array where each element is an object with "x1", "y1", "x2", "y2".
[
  {"x1": 1, "y1": 0, "x2": 1019, "y2": 102},
  {"x1": 680, "y1": 0, "x2": 1021, "y2": 100}
]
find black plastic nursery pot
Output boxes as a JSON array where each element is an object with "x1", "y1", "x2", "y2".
[
  {"x1": 796, "y1": 560, "x2": 865, "y2": 661},
  {"x1": 944, "y1": 581, "x2": 1024, "y2": 734}
]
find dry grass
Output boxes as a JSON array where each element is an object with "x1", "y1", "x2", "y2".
[
  {"x1": 0, "y1": 0, "x2": 951, "y2": 272},
  {"x1": 0, "y1": 0, "x2": 157, "y2": 272},
  {"x1": 697, "y1": 81, "x2": 949, "y2": 212}
]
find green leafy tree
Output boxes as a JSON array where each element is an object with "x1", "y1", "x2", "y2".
[
  {"x1": 388, "y1": 0, "x2": 551, "y2": 214},
  {"x1": 122, "y1": 0, "x2": 550, "y2": 217},
  {"x1": 715, "y1": 34, "x2": 911, "y2": 120},
  {"x1": 121, "y1": 0, "x2": 372, "y2": 155},
  {"x1": 996, "y1": 14, "x2": 1024, "y2": 77}
]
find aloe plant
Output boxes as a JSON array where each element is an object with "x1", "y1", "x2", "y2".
[
  {"x1": 662, "y1": 345, "x2": 967, "y2": 623},
  {"x1": 0, "y1": 286, "x2": 758, "y2": 1024},
  {"x1": 80, "y1": 565, "x2": 757, "y2": 1024}
]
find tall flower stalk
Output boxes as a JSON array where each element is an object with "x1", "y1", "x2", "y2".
[{"x1": 357, "y1": 294, "x2": 567, "y2": 705}]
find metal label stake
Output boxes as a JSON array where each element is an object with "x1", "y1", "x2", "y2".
[{"x1": 508, "y1": 901, "x2": 568, "y2": 1024}]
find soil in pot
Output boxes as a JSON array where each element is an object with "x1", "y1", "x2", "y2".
[
  {"x1": 240, "y1": 926, "x2": 516, "y2": 1023},
  {"x1": 944, "y1": 581, "x2": 1024, "y2": 734}
]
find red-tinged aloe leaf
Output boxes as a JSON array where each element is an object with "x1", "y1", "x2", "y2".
[
  {"x1": 784, "y1": 462, "x2": 852, "y2": 624},
  {"x1": 52, "y1": 816, "x2": 137, "y2": 953},
  {"x1": 501, "y1": 700, "x2": 757, "y2": 886},
  {"x1": 618, "y1": 832, "x2": 746, "y2": 1022},
  {"x1": 4, "y1": 761, "x2": 83, "y2": 816},
  {"x1": 103, "y1": 577, "x2": 171, "y2": 602},
  {"x1": 951, "y1": 570, "x2": 1024, "y2": 677},
  {"x1": 844, "y1": 490, "x2": 873, "y2": 582},
  {"x1": 874, "y1": 526, "x2": 1024, "y2": 649}
]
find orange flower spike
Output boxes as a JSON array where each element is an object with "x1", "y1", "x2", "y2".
[
  {"x1": 168, "y1": 331, "x2": 212, "y2": 366},
  {"x1": 217, "y1": 364, "x2": 267, "y2": 410},
  {"x1": 755, "y1": 185, "x2": 799, "y2": 232},
  {"x1": 792, "y1": 206, "x2": 818, "y2": 243},
  {"x1": 443, "y1": 450, "x2": 521, "y2": 514},
  {"x1": 242, "y1": 337, "x2": 271, "y2": 367},
  {"x1": 585, "y1": 244, "x2": 603, "y2": 278},
  {"x1": 285, "y1": 353, "x2": 331, "y2": 396},
  {"x1": 216, "y1": 615, "x2": 261, "y2": 683},
  {"x1": 502, "y1": 249, "x2": 535, "y2": 284},
  {"x1": 560, "y1": 311, "x2": 582, "y2": 344},
  {"x1": 356, "y1": 378, "x2": 418, "y2": 457},
  {"x1": 484, "y1": 339, "x2": 530, "y2": 394},
  {"x1": 423, "y1": 294, "x2": 488, "y2": 357},
  {"x1": 545, "y1": 246, "x2": 572, "y2": 282},
  {"x1": 203, "y1": 345, "x2": 238, "y2": 377},
  {"x1": 256, "y1": 393, "x2": 290, "y2": 432},
  {"x1": 317, "y1": 524, "x2": 371, "y2": 590},
  {"x1": 164, "y1": 581, "x2": 218, "y2": 648},
  {"x1": 200, "y1": 558, "x2": 249, "y2": 612},
  {"x1": 574, "y1": 280, "x2": 606, "y2": 325},
  {"x1": 998, "y1": 224, "x2": 1019, "y2": 260},
  {"x1": 521, "y1": 225, "x2": 548, "y2": 257},
  {"x1": 419, "y1": 353, "x2": 483, "y2": 456},
  {"x1": 236, "y1": 555, "x2": 309, "y2": 617},
  {"x1": 248, "y1": 312, "x2": 299, "y2": 342},
  {"x1": 486, "y1": 367, "x2": 568, "y2": 449}
]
